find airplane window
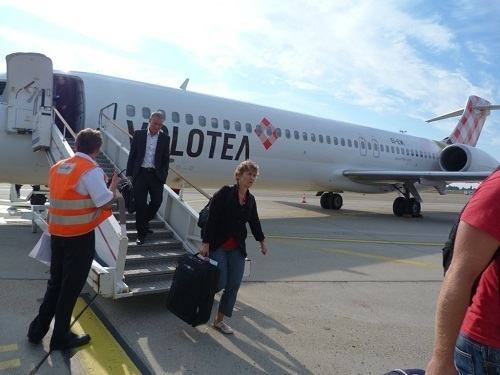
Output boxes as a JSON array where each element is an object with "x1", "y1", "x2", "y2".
[
  {"x1": 380, "y1": 144, "x2": 384, "y2": 152},
  {"x1": 276, "y1": 128, "x2": 282, "y2": 137},
  {"x1": 326, "y1": 135, "x2": 331, "y2": 144},
  {"x1": 341, "y1": 138, "x2": 345, "y2": 146},
  {"x1": 373, "y1": 142, "x2": 378, "y2": 151},
  {"x1": 245, "y1": 123, "x2": 252, "y2": 133},
  {"x1": 186, "y1": 114, "x2": 193, "y2": 125},
  {"x1": 319, "y1": 134, "x2": 323, "y2": 143},
  {"x1": 367, "y1": 142, "x2": 371, "y2": 150},
  {"x1": 334, "y1": 137, "x2": 339, "y2": 146},
  {"x1": 411, "y1": 150, "x2": 414, "y2": 156},
  {"x1": 391, "y1": 146, "x2": 395, "y2": 153},
  {"x1": 311, "y1": 133, "x2": 316, "y2": 142},
  {"x1": 360, "y1": 140, "x2": 365, "y2": 149},
  {"x1": 255, "y1": 124, "x2": 263, "y2": 136},
  {"x1": 234, "y1": 121, "x2": 242, "y2": 132},
  {"x1": 211, "y1": 118, "x2": 218, "y2": 128},
  {"x1": 348, "y1": 139, "x2": 352, "y2": 147},
  {"x1": 142, "y1": 107, "x2": 151, "y2": 119},
  {"x1": 266, "y1": 127, "x2": 272, "y2": 136},
  {"x1": 419, "y1": 151, "x2": 423, "y2": 157},
  {"x1": 172, "y1": 112, "x2": 180, "y2": 123},
  {"x1": 126, "y1": 105, "x2": 135, "y2": 117},
  {"x1": 302, "y1": 132, "x2": 308, "y2": 141},
  {"x1": 406, "y1": 148, "x2": 410, "y2": 155},
  {"x1": 354, "y1": 140, "x2": 358, "y2": 148},
  {"x1": 199, "y1": 116, "x2": 206, "y2": 127},
  {"x1": 285, "y1": 129, "x2": 291, "y2": 138},
  {"x1": 294, "y1": 131, "x2": 299, "y2": 140},
  {"x1": 396, "y1": 147, "x2": 400, "y2": 154},
  {"x1": 223, "y1": 119, "x2": 230, "y2": 130}
]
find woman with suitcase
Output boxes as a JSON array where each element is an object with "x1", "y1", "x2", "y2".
[{"x1": 199, "y1": 160, "x2": 268, "y2": 334}]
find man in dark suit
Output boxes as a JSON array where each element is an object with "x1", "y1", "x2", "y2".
[{"x1": 126, "y1": 112, "x2": 170, "y2": 244}]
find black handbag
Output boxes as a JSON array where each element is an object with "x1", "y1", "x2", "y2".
[{"x1": 118, "y1": 180, "x2": 136, "y2": 214}]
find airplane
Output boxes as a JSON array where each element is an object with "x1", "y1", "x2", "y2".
[{"x1": 1, "y1": 52, "x2": 499, "y2": 218}]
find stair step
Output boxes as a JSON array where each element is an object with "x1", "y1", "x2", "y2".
[
  {"x1": 125, "y1": 275, "x2": 173, "y2": 296},
  {"x1": 126, "y1": 246, "x2": 185, "y2": 262},
  {"x1": 124, "y1": 259, "x2": 178, "y2": 277},
  {"x1": 127, "y1": 228, "x2": 173, "y2": 241}
]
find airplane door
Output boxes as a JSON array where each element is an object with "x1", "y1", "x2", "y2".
[
  {"x1": 358, "y1": 137, "x2": 367, "y2": 156},
  {"x1": 5, "y1": 53, "x2": 53, "y2": 133},
  {"x1": 372, "y1": 139, "x2": 380, "y2": 158}
]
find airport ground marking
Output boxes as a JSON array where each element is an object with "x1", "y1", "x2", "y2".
[
  {"x1": 71, "y1": 298, "x2": 142, "y2": 375},
  {"x1": 264, "y1": 234, "x2": 441, "y2": 247},
  {"x1": 0, "y1": 344, "x2": 18, "y2": 353},
  {"x1": 0, "y1": 344, "x2": 20, "y2": 371},
  {"x1": 271, "y1": 238, "x2": 441, "y2": 269},
  {"x1": 0, "y1": 359, "x2": 21, "y2": 370}
]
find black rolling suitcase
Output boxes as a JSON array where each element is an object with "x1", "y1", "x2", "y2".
[{"x1": 166, "y1": 253, "x2": 220, "y2": 327}]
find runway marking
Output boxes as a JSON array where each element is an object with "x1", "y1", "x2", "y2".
[
  {"x1": 265, "y1": 234, "x2": 441, "y2": 247},
  {"x1": 0, "y1": 359, "x2": 21, "y2": 370},
  {"x1": 0, "y1": 344, "x2": 18, "y2": 353},
  {"x1": 0, "y1": 344, "x2": 20, "y2": 370},
  {"x1": 271, "y1": 237, "x2": 441, "y2": 269},
  {"x1": 71, "y1": 298, "x2": 141, "y2": 374}
]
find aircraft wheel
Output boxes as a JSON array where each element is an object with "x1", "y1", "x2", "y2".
[
  {"x1": 330, "y1": 193, "x2": 343, "y2": 210},
  {"x1": 320, "y1": 193, "x2": 331, "y2": 209},
  {"x1": 405, "y1": 198, "x2": 421, "y2": 217},
  {"x1": 393, "y1": 197, "x2": 405, "y2": 216},
  {"x1": 30, "y1": 194, "x2": 47, "y2": 205}
]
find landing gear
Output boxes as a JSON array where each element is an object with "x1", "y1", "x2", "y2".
[
  {"x1": 320, "y1": 192, "x2": 343, "y2": 210},
  {"x1": 392, "y1": 196, "x2": 421, "y2": 217}
]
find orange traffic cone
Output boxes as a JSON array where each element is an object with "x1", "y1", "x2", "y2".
[{"x1": 301, "y1": 193, "x2": 307, "y2": 203}]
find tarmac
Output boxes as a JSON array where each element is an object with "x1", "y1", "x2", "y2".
[{"x1": 0, "y1": 184, "x2": 470, "y2": 374}]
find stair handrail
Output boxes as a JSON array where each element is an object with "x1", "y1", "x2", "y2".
[
  {"x1": 53, "y1": 107, "x2": 77, "y2": 140},
  {"x1": 99, "y1": 110, "x2": 211, "y2": 199}
]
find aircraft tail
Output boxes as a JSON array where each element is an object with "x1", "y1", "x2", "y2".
[{"x1": 427, "y1": 95, "x2": 497, "y2": 147}]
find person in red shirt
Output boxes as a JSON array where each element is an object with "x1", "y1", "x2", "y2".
[{"x1": 427, "y1": 167, "x2": 500, "y2": 375}]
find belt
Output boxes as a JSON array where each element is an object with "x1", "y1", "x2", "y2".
[{"x1": 140, "y1": 167, "x2": 155, "y2": 172}]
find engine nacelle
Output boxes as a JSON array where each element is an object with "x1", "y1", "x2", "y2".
[{"x1": 439, "y1": 144, "x2": 499, "y2": 172}]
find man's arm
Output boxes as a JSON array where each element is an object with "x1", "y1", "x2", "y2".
[
  {"x1": 426, "y1": 222, "x2": 500, "y2": 375},
  {"x1": 101, "y1": 170, "x2": 120, "y2": 210},
  {"x1": 126, "y1": 132, "x2": 139, "y2": 180}
]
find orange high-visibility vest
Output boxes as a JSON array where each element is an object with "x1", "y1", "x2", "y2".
[{"x1": 48, "y1": 155, "x2": 112, "y2": 236}]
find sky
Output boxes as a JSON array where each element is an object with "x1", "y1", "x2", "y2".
[{"x1": 1, "y1": 0, "x2": 499, "y2": 168}]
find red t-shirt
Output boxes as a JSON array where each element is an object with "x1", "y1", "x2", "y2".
[{"x1": 460, "y1": 170, "x2": 500, "y2": 348}]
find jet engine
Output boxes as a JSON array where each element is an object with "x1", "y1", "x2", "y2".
[{"x1": 439, "y1": 144, "x2": 499, "y2": 172}]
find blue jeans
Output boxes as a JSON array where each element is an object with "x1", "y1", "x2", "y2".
[
  {"x1": 455, "y1": 332, "x2": 500, "y2": 375},
  {"x1": 209, "y1": 247, "x2": 245, "y2": 318}
]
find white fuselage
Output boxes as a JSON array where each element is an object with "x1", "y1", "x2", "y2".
[{"x1": 1, "y1": 71, "x2": 442, "y2": 192}]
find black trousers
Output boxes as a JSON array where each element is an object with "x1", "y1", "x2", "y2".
[
  {"x1": 28, "y1": 231, "x2": 95, "y2": 346},
  {"x1": 133, "y1": 169, "x2": 164, "y2": 237}
]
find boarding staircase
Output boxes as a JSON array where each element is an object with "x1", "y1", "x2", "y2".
[
  {"x1": 2, "y1": 52, "x2": 207, "y2": 299},
  {"x1": 30, "y1": 126, "x2": 205, "y2": 299},
  {"x1": 94, "y1": 151, "x2": 185, "y2": 295}
]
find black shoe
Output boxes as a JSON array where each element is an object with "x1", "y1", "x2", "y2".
[
  {"x1": 50, "y1": 333, "x2": 91, "y2": 351},
  {"x1": 136, "y1": 236, "x2": 145, "y2": 245},
  {"x1": 27, "y1": 334, "x2": 42, "y2": 344}
]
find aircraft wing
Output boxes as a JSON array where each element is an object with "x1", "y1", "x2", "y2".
[{"x1": 342, "y1": 170, "x2": 492, "y2": 184}]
